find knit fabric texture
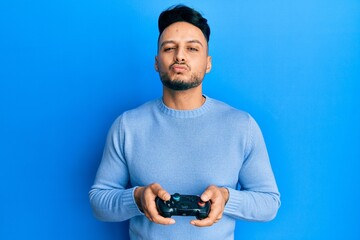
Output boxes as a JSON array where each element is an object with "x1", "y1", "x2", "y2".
[{"x1": 89, "y1": 96, "x2": 280, "y2": 240}]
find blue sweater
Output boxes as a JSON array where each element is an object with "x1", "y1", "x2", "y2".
[{"x1": 89, "y1": 96, "x2": 280, "y2": 240}]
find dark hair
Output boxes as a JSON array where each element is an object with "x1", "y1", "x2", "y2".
[{"x1": 158, "y1": 5, "x2": 210, "y2": 42}]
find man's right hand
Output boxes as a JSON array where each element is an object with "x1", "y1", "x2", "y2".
[{"x1": 134, "y1": 183, "x2": 175, "y2": 225}]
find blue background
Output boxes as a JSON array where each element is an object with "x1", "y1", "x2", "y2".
[{"x1": 1, "y1": 0, "x2": 359, "y2": 239}]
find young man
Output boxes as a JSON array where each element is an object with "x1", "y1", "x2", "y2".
[{"x1": 89, "y1": 5, "x2": 280, "y2": 240}]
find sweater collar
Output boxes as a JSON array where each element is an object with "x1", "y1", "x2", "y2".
[{"x1": 157, "y1": 95, "x2": 212, "y2": 118}]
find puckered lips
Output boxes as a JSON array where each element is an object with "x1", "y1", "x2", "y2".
[{"x1": 170, "y1": 64, "x2": 189, "y2": 73}]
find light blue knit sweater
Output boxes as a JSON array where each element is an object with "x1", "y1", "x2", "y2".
[{"x1": 89, "y1": 96, "x2": 280, "y2": 240}]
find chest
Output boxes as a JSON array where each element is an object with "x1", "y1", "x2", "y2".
[{"x1": 124, "y1": 121, "x2": 246, "y2": 194}]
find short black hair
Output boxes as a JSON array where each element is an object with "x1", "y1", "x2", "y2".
[{"x1": 158, "y1": 5, "x2": 210, "y2": 43}]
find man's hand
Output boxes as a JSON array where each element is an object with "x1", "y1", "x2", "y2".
[
  {"x1": 190, "y1": 185, "x2": 229, "y2": 227},
  {"x1": 134, "y1": 183, "x2": 175, "y2": 225}
]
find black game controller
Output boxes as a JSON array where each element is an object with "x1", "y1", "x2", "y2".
[{"x1": 156, "y1": 193, "x2": 211, "y2": 220}]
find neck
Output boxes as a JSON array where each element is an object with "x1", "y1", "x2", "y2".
[{"x1": 162, "y1": 86, "x2": 205, "y2": 110}]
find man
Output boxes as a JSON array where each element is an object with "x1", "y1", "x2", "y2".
[{"x1": 89, "y1": 4, "x2": 280, "y2": 240}]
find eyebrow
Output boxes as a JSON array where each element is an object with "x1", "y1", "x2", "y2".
[{"x1": 160, "y1": 40, "x2": 204, "y2": 48}]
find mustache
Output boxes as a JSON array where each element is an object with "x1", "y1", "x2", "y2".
[{"x1": 169, "y1": 62, "x2": 191, "y2": 70}]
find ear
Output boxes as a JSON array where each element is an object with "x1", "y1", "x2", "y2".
[
  {"x1": 154, "y1": 56, "x2": 159, "y2": 72},
  {"x1": 205, "y1": 56, "x2": 212, "y2": 73}
]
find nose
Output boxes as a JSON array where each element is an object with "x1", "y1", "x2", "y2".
[{"x1": 174, "y1": 48, "x2": 186, "y2": 63}]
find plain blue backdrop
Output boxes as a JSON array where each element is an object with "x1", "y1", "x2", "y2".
[{"x1": 1, "y1": 0, "x2": 359, "y2": 239}]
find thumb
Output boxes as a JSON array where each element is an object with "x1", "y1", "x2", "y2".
[{"x1": 200, "y1": 189, "x2": 214, "y2": 202}]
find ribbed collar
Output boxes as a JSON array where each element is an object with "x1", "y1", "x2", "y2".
[{"x1": 157, "y1": 95, "x2": 212, "y2": 119}]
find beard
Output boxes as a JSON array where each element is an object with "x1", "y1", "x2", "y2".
[{"x1": 159, "y1": 72, "x2": 203, "y2": 91}]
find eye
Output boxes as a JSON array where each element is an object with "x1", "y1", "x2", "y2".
[
  {"x1": 164, "y1": 47, "x2": 175, "y2": 52},
  {"x1": 188, "y1": 47, "x2": 198, "y2": 52}
]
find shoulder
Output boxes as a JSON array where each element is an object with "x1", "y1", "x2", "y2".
[
  {"x1": 125, "y1": 99, "x2": 158, "y2": 115},
  {"x1": 116, "y1": 99, "x2": 158, "y2": 119},
  {"x1": 111, "y1": 99, "x2": 160, "y2": 128},
  {"x1": 206, "y1": 97, "x2": 264, "y2": 137},
  {"x1": 207, "y1": 97, "x2": 251, "y2": 122}
]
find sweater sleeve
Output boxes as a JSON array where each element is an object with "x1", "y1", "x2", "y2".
[
  {"x1": 223, "y1": 116, "x2": 280, "y2": 221},
  {"x1": 89, "y1": 115, "x2": 143, "y2": 222}
]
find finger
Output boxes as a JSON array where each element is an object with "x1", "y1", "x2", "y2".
[
  {"x1": 145, "y1": 198, "x2": 175, "y2": 225},
  {"x1": 142, "y1": 196, "x2": 175, "y2": 225},
  {"x1": 150, "y1": 183, "x2": 171, "y2": 201},
  {"x1": 141, "y1": 184, "x2": 162, "y2": 217},
  {"x1": 207, "y1": 203, "x2": 223, "y2": 220},
  {"x1": 151, "y1": 214, "x2": 176, "y2": 225},
  {"x1": 141, "y1": 183, "x2": 173, "y2": 225},
  {"x1": 200, "y1": 185, "x2": 216, "y2": 202},
  {"x1": 190, "y1": 211, "x2": 223, "y2": 227},
  {"x1": 191, "y1": 202, "x2": 223, "y2": 227},
  {"x1": 157, "y1": 188, "x2": 171, "y2": 201},
  {"x1": 190, "y1": 217, "x2": 215, "y2": 227}
]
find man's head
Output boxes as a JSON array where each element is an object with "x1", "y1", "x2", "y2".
[{"x1": 155, "y1": 5, "x2": 212, "y2": 91}]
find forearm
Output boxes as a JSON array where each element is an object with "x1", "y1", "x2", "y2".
[
  {"x1": 89, "y1": 186, "x2": 143, "y2": 222},
  {"x1": 224, "y1": 188, "x2": 280, "y2": 222}
]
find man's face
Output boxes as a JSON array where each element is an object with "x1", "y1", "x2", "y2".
[{"x1": 155, "y1": 21, "x2": 212, "y2": 91}]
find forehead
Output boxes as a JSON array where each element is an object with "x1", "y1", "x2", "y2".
[{"x1": 159, "y1": 21, "x2": 207, "y2": 46}]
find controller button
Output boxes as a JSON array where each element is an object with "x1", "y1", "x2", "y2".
[{"x1": 173, "y1": 193, "x2": 181, "y2": 201}]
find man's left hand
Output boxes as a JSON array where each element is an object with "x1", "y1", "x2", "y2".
[{"x1": 190, "y1": 185, "x2": 229, "y2": 227}]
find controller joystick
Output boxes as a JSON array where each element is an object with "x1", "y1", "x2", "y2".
[{"x1": 156, "y1": 193, "x2": 211, "y2": 220}]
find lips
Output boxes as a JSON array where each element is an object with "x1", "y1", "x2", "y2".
[{"x1": 170, "y1": 64, "x2": 189, "y2": 72}]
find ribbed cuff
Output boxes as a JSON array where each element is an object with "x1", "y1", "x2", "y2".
[
  {"x1": 223, "y1": 188, "x2": 242, "y2": 216},
  {"x1": 122, "y1": 187, "x2": 144, "y2": 217}
]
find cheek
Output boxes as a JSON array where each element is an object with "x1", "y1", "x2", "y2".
[
  {"x1": 157, "y1": 57, "x2": 171, "y2": 70},
  {"x1": 196, "y1": 60, "x2": 210, "y2": 73}
]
